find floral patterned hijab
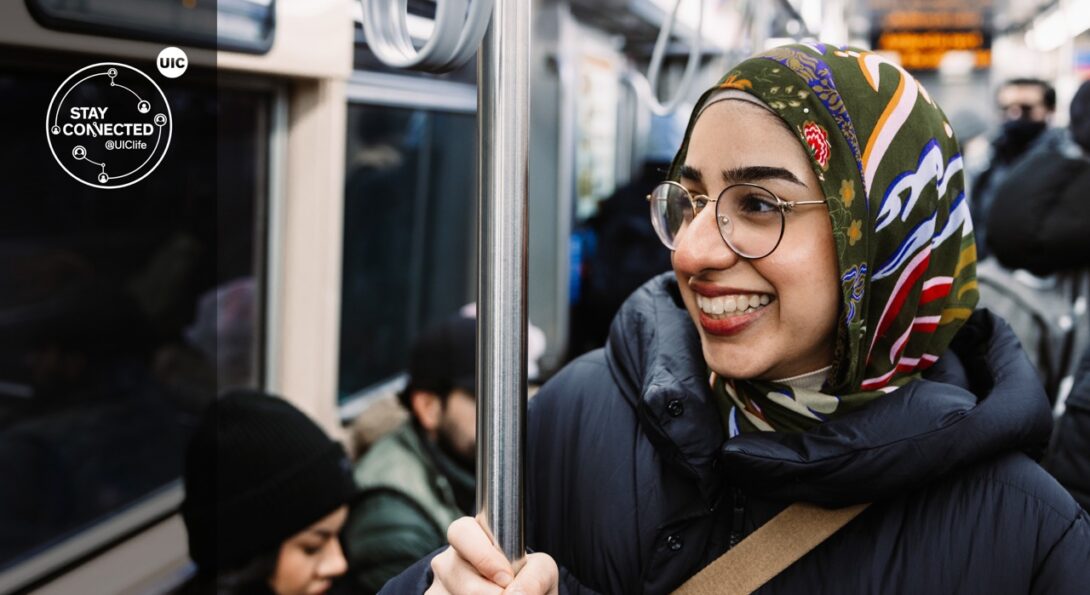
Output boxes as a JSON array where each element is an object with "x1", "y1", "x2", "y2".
[{"x1": 669, "y1": 43, "x2": 979, "y2": 435}]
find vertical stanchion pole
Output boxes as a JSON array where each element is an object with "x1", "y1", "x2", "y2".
[{"x1": 477, "y1": 0, "x2": 530, "y2": 569}]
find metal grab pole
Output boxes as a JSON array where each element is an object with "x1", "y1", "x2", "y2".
[{"x1": 477, "y1": 0, "x2": 530, "y2": 570}]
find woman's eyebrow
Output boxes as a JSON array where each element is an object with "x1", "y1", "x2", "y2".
[
  {"x1": 722, "y1": 166, "x2": 805, "y2": 186},
  {"x1": 679, "y1": 164, "x2": 702, "y2": 183}
]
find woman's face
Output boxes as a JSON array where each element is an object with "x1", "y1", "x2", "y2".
[
  {"x1": 673, "y1": 100, "x2": 840, "y2": 380},
  {"x1": 268, "y1": 506, "x2": 349, "y2": 595}
]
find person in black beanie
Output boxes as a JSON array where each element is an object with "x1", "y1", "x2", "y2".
[{"x1": 179, "y1": 389, "x2": 358, "y2": 595}]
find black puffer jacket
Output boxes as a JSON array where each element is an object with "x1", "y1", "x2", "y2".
[
  {"x1": 1045, "y1": 345, "x2": 1090, "y2": 511},
  {"x1": 985, "y1": 146, "x2": 1090, "y2": 275},
  {"x1": 382, "y1": 275, "x2": 1090, "y2": 594}
]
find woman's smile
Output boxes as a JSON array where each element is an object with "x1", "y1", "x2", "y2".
[{"x1": 691, "y1": 282, "x2": 776, "y2": 336}]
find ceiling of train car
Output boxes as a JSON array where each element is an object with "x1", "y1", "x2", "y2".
[
  {"x1": 858, "y1": 0, "x2": 1055, "y2": 32},
  {"x1": 567, "y1": 0, "x2": 1058, "y2": 55},
  {"x1": 568, "y1": 0, "x2": 718, "y2": 58},
  {"x1": 569, "y1": 0, "x2": 661, "y2": 47},
  {"x1": 568, "y1": 0, "x2": 752, "y2": 58}
]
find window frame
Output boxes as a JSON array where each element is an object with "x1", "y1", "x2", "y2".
[
  {"x1": 0, "y1": 69, "x2": 286, "y2": 594},
  {"x1": 23, "y1": 0, "x2": 276, "y2": 54},
  {"x1": 337, "y1": 71, "x2": 476, "y2": 420}
]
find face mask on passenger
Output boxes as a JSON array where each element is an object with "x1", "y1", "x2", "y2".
[{"x1": 994, "y1": 118, "x2": 1046, "y2": 160}]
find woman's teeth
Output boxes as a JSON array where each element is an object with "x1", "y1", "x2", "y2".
[{"x1": 696, "y1": 293, "x2": 771, "y2": 317}]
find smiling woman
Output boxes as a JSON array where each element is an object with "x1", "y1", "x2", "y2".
[
  {"x1": 382, "y1": 43, "x2": 1090, "y2": 595},
  {"x1": 671, "y1": 98, "x2": 840, "y2": 387}
]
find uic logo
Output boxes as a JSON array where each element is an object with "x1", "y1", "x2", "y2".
[
  {"x1": 157, "y1": 47, "x2": 189, "y2": 79},
  {"x1": 46, "y1": 62, "x2": 172, "y2": 189}
]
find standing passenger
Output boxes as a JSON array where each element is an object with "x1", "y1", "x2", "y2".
[
  {"x1": 970, "y1": 77, "x2": 1061, "y2": 259},
  {"x1": 980, "y1": 79, "x2": 1090, "y2": 513},
  {"x1": 179, "y1": 390, "x2": 357, "y2": 595},
  {"x1": 985, "y1": 79, "x2": 1090, "y2": 275},
  {"x1": 571, "y1": 112, "x2": 683, "y2": 354},
  {"x1": 383, "y1": 44, "x2": 1090, "y2": 594}
]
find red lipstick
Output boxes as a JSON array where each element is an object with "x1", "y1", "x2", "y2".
[{"x1": 698, "y1": 307, "x2": 767, "y2": 336}]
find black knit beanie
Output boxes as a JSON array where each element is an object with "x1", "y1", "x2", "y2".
[
  {"x1": 181, "y1": 390, "x2": 357, "y2": 573},
  {"x1": 398, "y1": 312, "x2": 477, "y2": 409}
]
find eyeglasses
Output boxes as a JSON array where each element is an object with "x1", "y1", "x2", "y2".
[{"x1": 647, "y1": 180, "x2": 827, "y2": 259}]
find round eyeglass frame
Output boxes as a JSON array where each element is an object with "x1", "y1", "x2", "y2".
[{"x1": 646, "y1": 180, "x2": 828, "y2": 259}]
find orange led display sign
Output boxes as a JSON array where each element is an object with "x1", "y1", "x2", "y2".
[
  {"x1": 876, "y1": 30, "x2": 991, "y2": 71},
  {"x1": 882, "y1": 11, "x2": 982, "y2": 29}
]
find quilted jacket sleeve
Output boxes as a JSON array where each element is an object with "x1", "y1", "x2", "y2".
[
  {"x1": 1030, "y1": 508, "x2": 1090, "y2": 595},
  {"x1": 345, "y1": 490, "x2": 446, "y2": 594},
  {"x1": 986, "y1": 149, "x2": 1090, "y2": 275}
]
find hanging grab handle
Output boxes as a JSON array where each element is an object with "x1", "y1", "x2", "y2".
[
  {"x1": 643, "y1": 0, "x2": 704, "y2": 115},
  {"x1": 359, "y1": 0, "x2": 494, "y2": 72}
]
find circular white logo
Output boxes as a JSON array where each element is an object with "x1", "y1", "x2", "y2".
[
  {"x1": 46, "y1": 62, "x2": 173, "y2": 190},
  {"x1": 157, "y1": 47, "x2": 189, "y2": 79}
]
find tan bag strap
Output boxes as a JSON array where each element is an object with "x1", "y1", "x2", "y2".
[{"x1": 672, "y1": 502, "x2": 870, "y2": 595}]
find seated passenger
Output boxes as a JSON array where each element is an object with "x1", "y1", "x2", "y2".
[
  {"x1": 382, "y1": 44, "x2": 1090, "y2": 594},
  {"x1": 343, "y1": 312, "x2": 477, "y2": 593},
  {"x1": 179, "y1": 389, "x2": 357, "y2": 595}
]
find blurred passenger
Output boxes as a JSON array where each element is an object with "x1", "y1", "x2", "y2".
[
  {"x1": 342, "y1": 311, "x2": 477, "y2": 594},
  {"x1": 971, "y1": 77, "x2": 1062, "y2": 259},
  {"x1": 179, "y1": 390, "x2": 357, "y2": 595},
  {"x1": 986, "y1": 79, "x2": 1090, "y2": 275},
  {"x1": 183, "y1": 277, "x2": 257, "y2": 390},
  {"x1": 384, "y1": 44, "x2": 1090, "y2": 594},
  {"x1": 983, "y1": 79, "x2": 1090, "y2": 512},
  {"x1": 570, "y1": 112, "x2": 680, "y2": 354}
]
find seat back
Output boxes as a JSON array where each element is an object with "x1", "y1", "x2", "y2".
[{"x1": 976, "y1": 260, "x2": 1089, "y2": 411}]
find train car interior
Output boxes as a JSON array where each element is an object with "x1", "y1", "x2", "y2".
[{"x1": 1, "y1": 0, "x2": 1088, "y2": 592}]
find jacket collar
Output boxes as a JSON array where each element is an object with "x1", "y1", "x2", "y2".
[{"x1": 605, "y1": 274, "x2": 1053, "y2": 506}]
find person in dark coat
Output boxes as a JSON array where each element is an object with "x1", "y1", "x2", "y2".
[
  {"x1": 383, "y1": 45, "x2": 1090, "y2": 594},
  {"x1": 986, "y1": 79, "x2": 1090, "y2": 276},
  {"x1": 970, "y1": 77, "x2": 1064, "y2": 260},
  {"x1": 569, "y1": 112, "x2": 682, "y2": 355},
  {"x1": 983, "y1": 80, "x2": 1090, "y2": 512},
  {"x1": 343, "y1": 312, "x2": 478, "y2": 593}
]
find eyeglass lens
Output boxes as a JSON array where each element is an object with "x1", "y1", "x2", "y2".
[{"x1": 649, "y1": 182, "x2": 785, "y2": 258}]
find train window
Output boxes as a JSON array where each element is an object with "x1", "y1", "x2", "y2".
[
  {"x1": 0, "y1": 57, "x2": 269, "y2": 584},
  {"x1": 339, "y1": 103, "x2": 477, "y2": 401},
  {"x1": 26, "y1": 0, "x2": 274, "y2": 53}
]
